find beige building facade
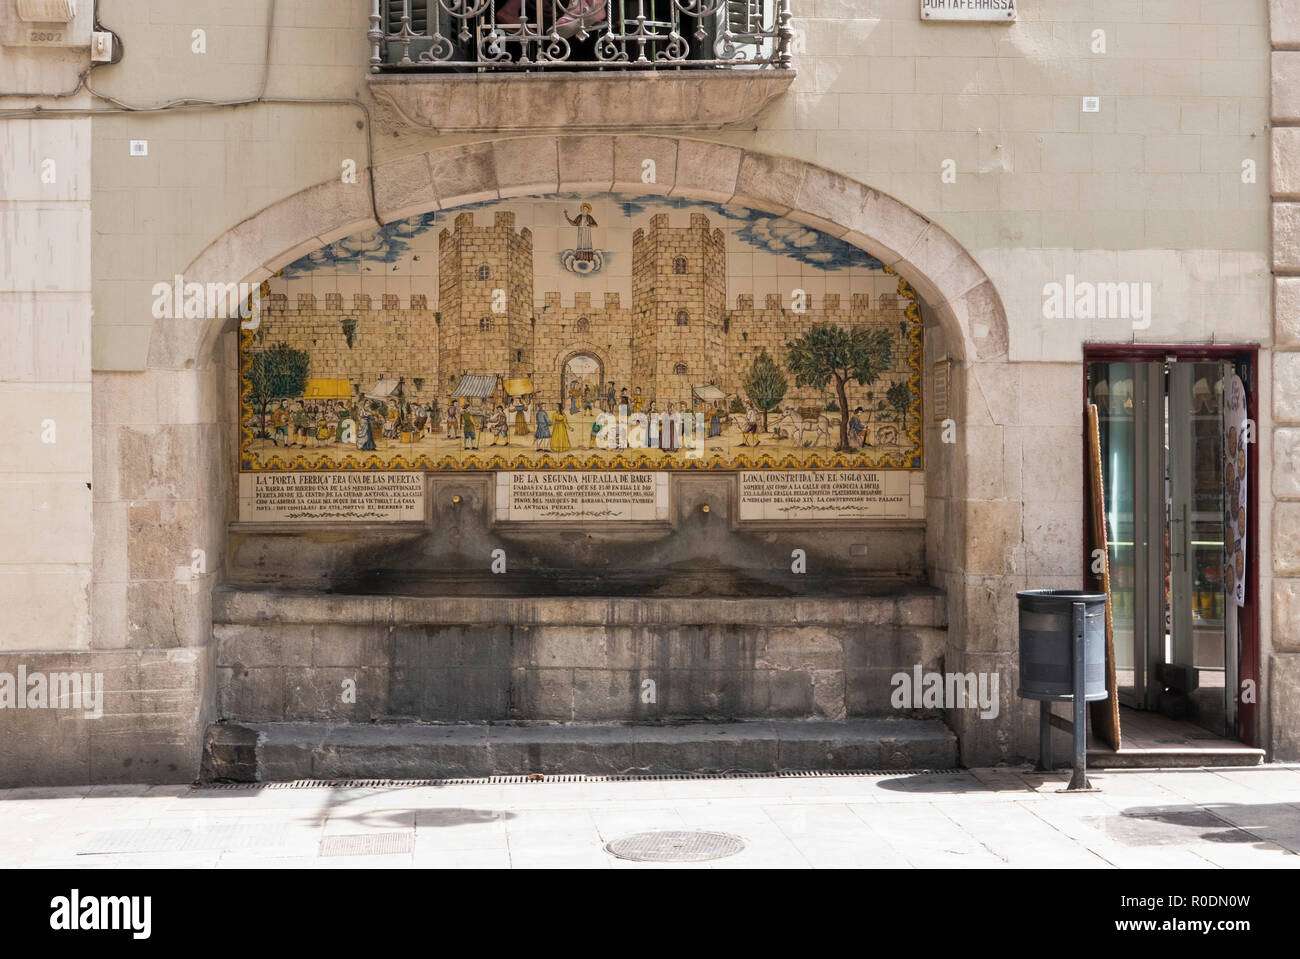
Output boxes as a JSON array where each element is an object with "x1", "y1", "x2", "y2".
[{"x1": 1, "y1": 0, "x2": 1296, "y2": 783}]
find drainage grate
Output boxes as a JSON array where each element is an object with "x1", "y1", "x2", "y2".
[
  {"x1": 79, "y1": 824, "x2": 289, "y2": 855},
  {"x1": 319, "y1": 833, "x2": 414, "y2": 857},
  {"x1": 605, "y1": 830, "x2": 745, "y2": 863},
  {"x1": 199, "y1": 769, "x2": 962, "y2": 791}
]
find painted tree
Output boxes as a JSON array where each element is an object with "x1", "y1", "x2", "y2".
[
  {"x1": 248, "y1": 342, "x2": 310, "y2": 436},
  {"x1": 887, "y1": 379, "x2": 913, "y2": 432},
  {"x1": 784, "y1": 324, "x2": 893, "y2": 450},
  {"x1": 741, "y1": 349, "x2": 788, "y2": 431}
]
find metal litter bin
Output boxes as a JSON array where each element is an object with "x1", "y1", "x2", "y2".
[
  {"x1": 1017, "y1": 589, "x2": 1108, "y2": 702},
  {"x1": 1016, "y1": 589, "x2": 1109, "y2": 791}
]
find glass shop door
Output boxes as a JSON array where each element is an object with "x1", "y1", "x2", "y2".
[{"x1": 1086, "y1": 356, "x2": 1243, "y2": 737}]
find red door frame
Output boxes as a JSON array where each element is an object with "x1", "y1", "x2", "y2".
[{"x1": 1081, "y1": 343, "x2": 1260, "y2": 747}]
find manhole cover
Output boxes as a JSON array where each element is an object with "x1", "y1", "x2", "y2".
[
  {"x1": 605, "y1": 830, "x2": 745, "y2": 862},
  {"x1": 319, "y1": 833, "x2": 413, "y2": 857}
]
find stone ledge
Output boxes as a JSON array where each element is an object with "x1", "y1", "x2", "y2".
[
  {"x1": 212, "y1": 586, "x2": 947, "y2": 628},
  {"x1": 369, "y1": 69, "x2": 796, "y2": 134},
  {"x1": 202, "y1": 718, "x2": 958, "y2": 781}
]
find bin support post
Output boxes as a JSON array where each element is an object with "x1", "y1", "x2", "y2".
[
  {"x1": 1037, "y1": 701, "x2": 1052, "y2": 772},
  {"x1": 1067, "y1": 601, "x2": 1091, "y2": 791}
]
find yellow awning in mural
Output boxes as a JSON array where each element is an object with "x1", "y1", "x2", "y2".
[
  {"x1": 303, "y1": 378, "x2": 352, "y2": 400},
  {"x1": 504, "y1": 378, "x2": 534, "y2": 396}
]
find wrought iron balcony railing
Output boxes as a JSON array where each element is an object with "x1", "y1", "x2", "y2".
[{"x1": 369, "y1": 0, "x2": 793, "y2": 72}]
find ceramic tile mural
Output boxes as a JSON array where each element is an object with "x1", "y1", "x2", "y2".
[{"x1": 240, "y1": 194, "x2": 923, "y2": 473}]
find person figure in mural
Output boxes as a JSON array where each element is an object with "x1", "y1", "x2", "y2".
[
  {"x1": 617, "y1": 388, "x2": 631, "y2": 449},
  {"x1": 412, "y1": 403, "x2": 427, "y2": 441},
  {"x1": 741, "y1": 402, "x2": 761, "y2": 447},
  {"x1": 659, "y1": 402, "x2": 681, "y2": 454},
  {"x1": 270, "y1": 399, "x2": 291, "y2": 447},
  {"x1": 534, "y1": 400, "x2": 552, "y2": 450},
  {"x1": 564, "y1": 204, "x2": 598, "y2": 262},
  {"x1": 514, "y1": 396, "x2": 530, "y2": 436},
  {"x1": 848, "y1": 407, "x2": 867, "y2": 449},
  {"x1": 461, "y1": 402, "x2": 479, "y2": 450},
  {"x1": 426, "y1": 399, "x2": 439, "y2": 439},
  {"x1": 707, "y1": 403, "x2": 724, "y2": 439},
  {"x1": 336, "y1": 402, "x2": 353, "y2": 445},
  {"x1": 582, "y1": 383, "x2": 593, "y2": 413},
  {"x1": 294, "y1": 402, "x2": 313, "y2": 448},
  {"x1": 569, "y1": 382, "x2": 580, "y2": 414},
  {"x1": 632, "y1": 386, "x2": 644, "y2": 414},
  {"x1": 445, "y1": 400, "x2": 459, "y2": 439},
  {"x1": 589, "y1": 411, "x2": 602, "y2": 448},
  {"x1": 317, "y1": 407, "x2": 333, "y2": 446},
  {"x1": 383, "y1": 401, "x2": 400, "y2": 439},
  {"x1": 550, "y1": 401, "x2": 572, "y2": 453},
  {"x1": 605, "y1": 380, "x2": 616, "y2": 412},
  {"x1": 488, "y1": 404, "x2": 510, "y2": 446},
  {"x1": 356, "y1": 404, "x2": 378, "y2": 452}
]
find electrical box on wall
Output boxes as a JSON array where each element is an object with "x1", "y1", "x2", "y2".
[{"x1": 2, "y1": 0, "x2": 92, "y2": 47}]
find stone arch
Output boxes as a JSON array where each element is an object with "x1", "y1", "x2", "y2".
[
  {"x1": 164, "y1": 137, "x2": 1013, "y2": 764},
  {"x1": 171, "y1": 136, "x2": 1008, "y2": 370}
]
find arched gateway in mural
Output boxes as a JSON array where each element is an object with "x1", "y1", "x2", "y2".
[{"x1": 152, "y1": 137, "x2": 1018, "y2": 774}]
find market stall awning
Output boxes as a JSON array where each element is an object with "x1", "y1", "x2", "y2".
[
  {"x1": 692, "y1": 384, "x2": 726, "y2": 402},
  {"x1": 303, "y1": 378, "x2": 352, "y2": 400},
  {"x1": 504, "y1": 377, "x2": 534, "y2": 397},
  {"x1": 450, "y1": 374, "x2": 498, "y2": 399},
  {"x1": 364, "y1": 377, "x2": 403, "y2": 400}
]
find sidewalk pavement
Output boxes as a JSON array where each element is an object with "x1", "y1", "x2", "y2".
[{"x1": 2, "y1": 765, "x2": 1299, "y2": 869}]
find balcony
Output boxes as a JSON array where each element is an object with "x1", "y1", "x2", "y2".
[{"x1": 366, "y1": 1, "x2": 795, "y2": 133}]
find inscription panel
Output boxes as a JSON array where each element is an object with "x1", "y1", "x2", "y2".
[
  {"x1": 496, "y1": 471, "x2": 670, "y2": 522},
  {"x1": 738, "y1": 470, "x2": 923, "y2": 521},
  {"x1": 239, "y1": 472, "x2": 424, "y2": 522}
]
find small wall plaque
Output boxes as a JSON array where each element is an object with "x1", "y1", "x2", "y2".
[{"x1": 921, "y1": 0, "x2": 1016, "y2": 21}]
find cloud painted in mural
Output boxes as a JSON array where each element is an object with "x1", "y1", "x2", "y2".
[{"x1": 280, "y1": 195, "x2": 883, "y2": 279}]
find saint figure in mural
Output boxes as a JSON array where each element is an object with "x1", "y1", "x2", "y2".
[
  {"x1": 565, "y1": 205, "x2": 597, "y2": 257},
  {"x1": 561, "y1": 204, "x2": 604, "y2": 274},
  {"x1": 550, "y1": 402, "x2": 571, "y2": 453}
]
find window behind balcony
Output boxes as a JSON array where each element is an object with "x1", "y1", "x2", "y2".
[{"x1": 372, "y1": 0, "x2": 788, "y2": 72}]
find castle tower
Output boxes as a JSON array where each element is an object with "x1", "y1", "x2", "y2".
[
  {"x1": 437, "y1": 211, "x2": 534, "y2": 394},
  {"x1": 631, "y1": 212, "x2": 728, "y2": 406}
]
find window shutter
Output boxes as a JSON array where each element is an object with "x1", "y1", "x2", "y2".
[{"x1": 383, "y1": 1, "x2": 430, "y2": 34}]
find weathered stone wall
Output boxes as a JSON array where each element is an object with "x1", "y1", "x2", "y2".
[
  {"x1": 1, "y1": 0, "x2": 1284, "y2": 785},
  {"x1": 1268, "y1": 1, "x2": 1300, "y2": 759},
  {"x1": 212, "y1": 594, "x2": 947, "y2": 726}
]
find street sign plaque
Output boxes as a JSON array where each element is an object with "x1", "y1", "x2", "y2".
[{"x1": 921, "y1": 0, "x2": 1017, "y2": 21}]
